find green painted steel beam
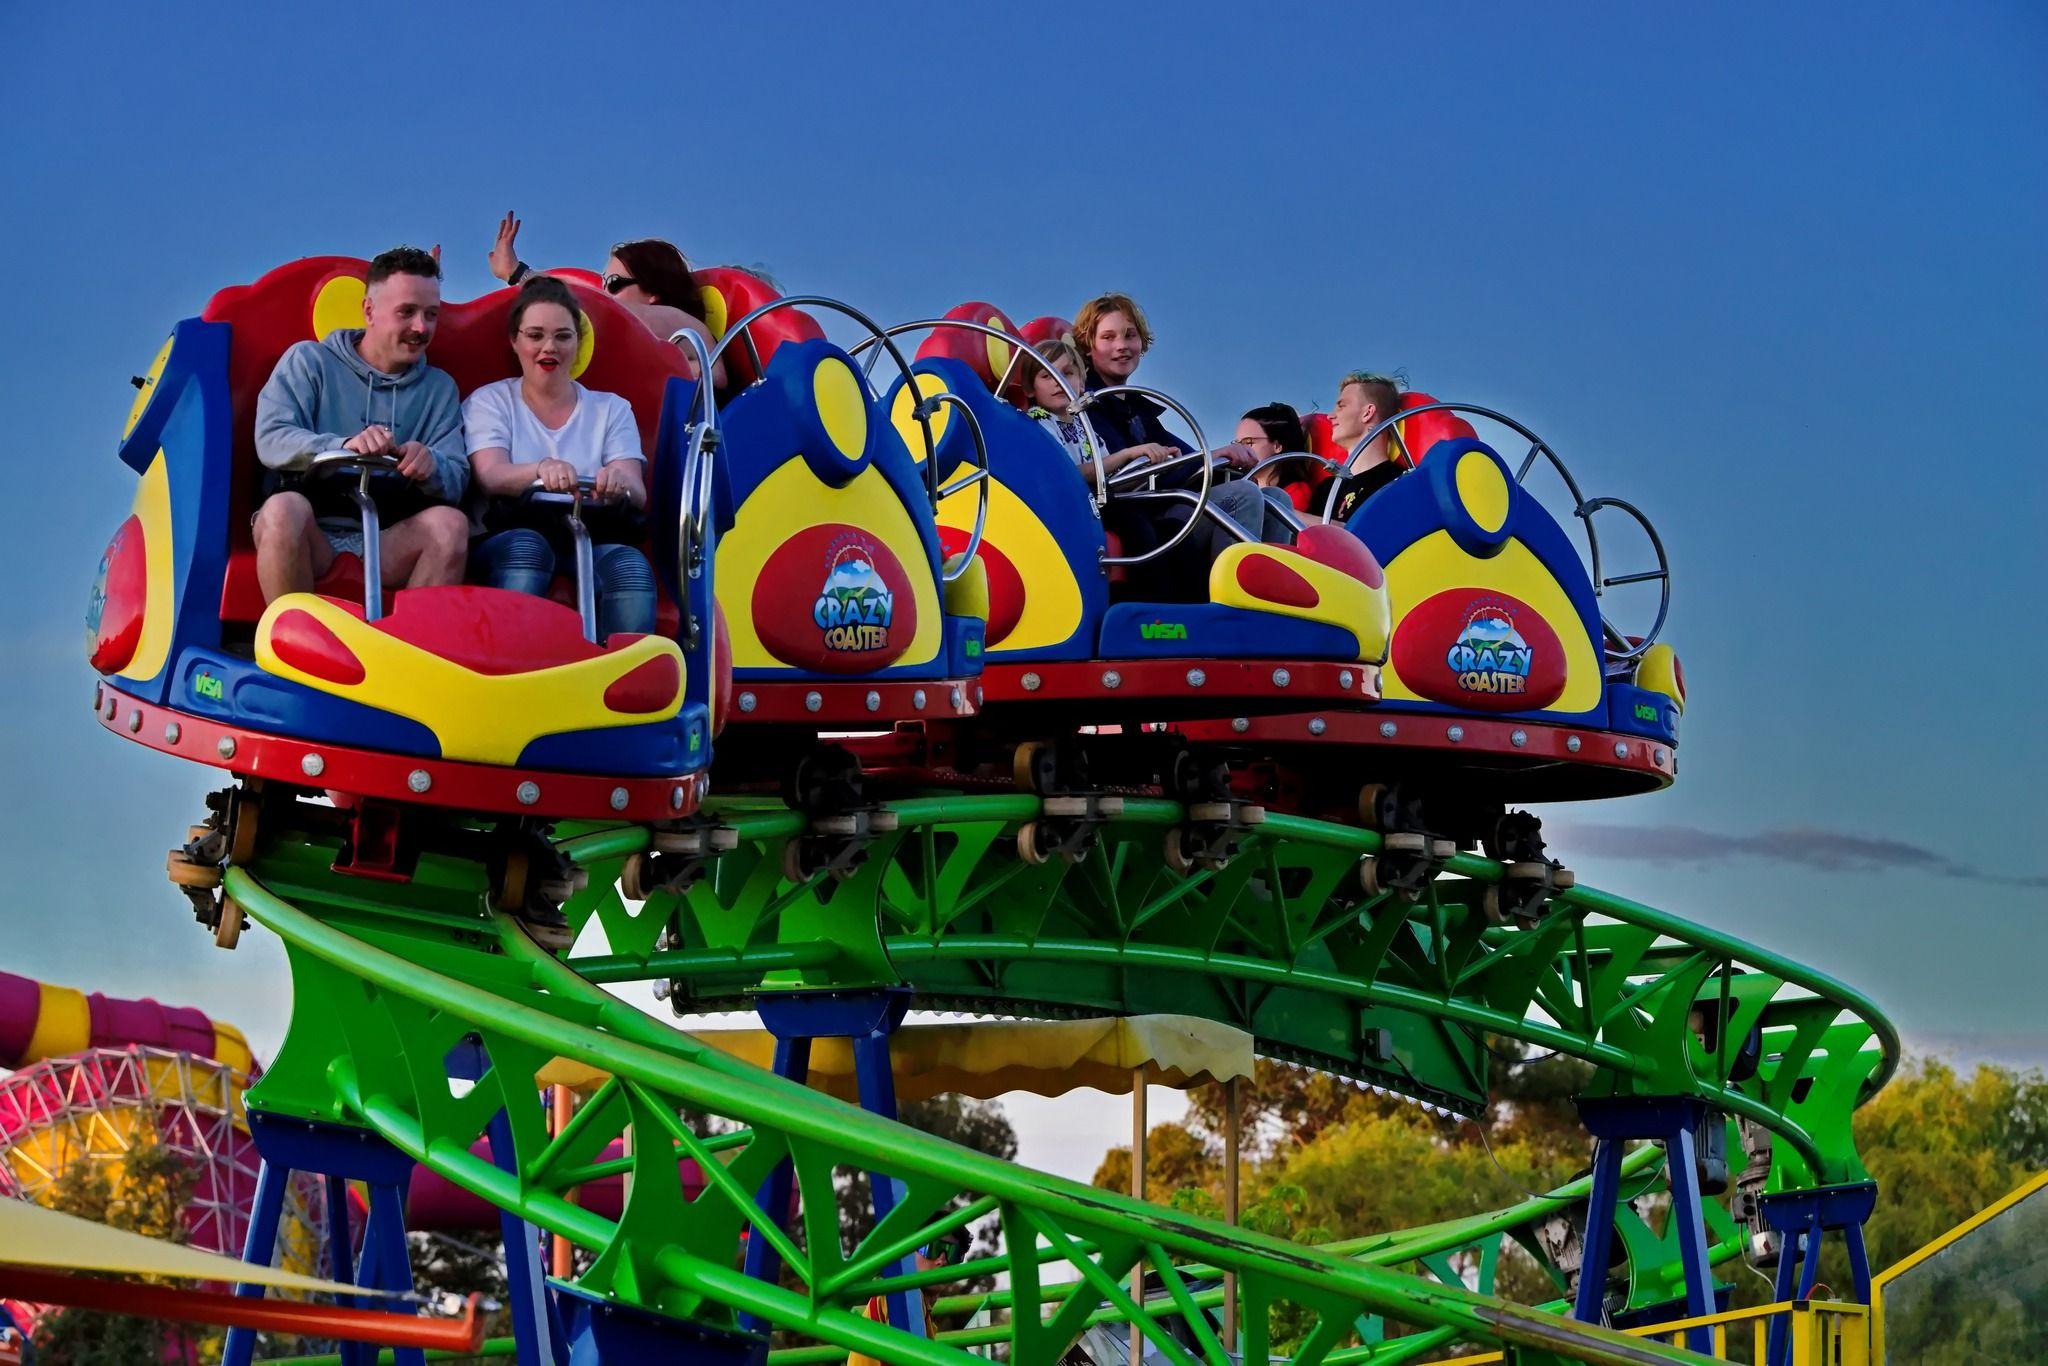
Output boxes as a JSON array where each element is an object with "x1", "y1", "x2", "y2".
[{"x1": 227, "y1": 858, "x2": 1715, "y2": 1366}]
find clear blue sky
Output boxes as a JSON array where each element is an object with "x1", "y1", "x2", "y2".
[{"x1": 1, "y1": 2, "x2": 2042, "y2": 1097}]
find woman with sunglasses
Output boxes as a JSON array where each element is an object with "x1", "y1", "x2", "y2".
[{"x1": 488, "y1": 211, "x2": 725, "y2": 387}]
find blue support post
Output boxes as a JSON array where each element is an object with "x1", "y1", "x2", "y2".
[
  {"x1": 221, "y1": 1114, "x2": 424, "y2": 1366},
  {"x1": 852, "y1": 1025, "x2": 924, "y2": 1339},
  {"x1": 221, "y1": 1158, "x2": 290, "y2": 1366},
  {"x1": 559, "y1": 1285, "x2": 765, "y2": 1366},
  {"x1": 450, "y1": 1036, "x2": 562, "y2": 1366},
  {"x1": 743, "y1": 989, "x2": 921, "y2": 1338},
  {"x1": 739, "y1": 1034, "x2": 812, "y2": 1334},
  {"x1": 1759, "y1": 1182, "x2": 1878, "y2": 1366},
  {"x1": 1570, "y1": 1138, "x2": 1624, "y2": 1326},
  {"x1": 1572, "y1": 1097, "x2": 1720, "y2": 1357}
]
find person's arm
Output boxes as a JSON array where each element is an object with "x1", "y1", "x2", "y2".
[
  {"x1": 632, "y1": 304, "x2": 728, "y2": 389},
  {"x1": 1095, "y1": 442, "x2": 1178, "y2": 476},
  {"x1": 254, "y1": 345, "x2": 355, "y2": 472},
  {"x1": 488, "y1": 210, "x2": 528, "y2": 284},
  {"x1": 407, "y1": 374, "x2": 470, "y2": 502},
  {"x1": 590, "y1": 397, "x2": 648, "y2": 509},
  {"x1": 464, "y1": 386, "x2": 578, "y2": 496}
]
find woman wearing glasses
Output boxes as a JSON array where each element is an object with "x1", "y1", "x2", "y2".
[
  {"x1": 464, "y1": 276, "x2": 657, "y2": 640},
  {"x1": 487, "y1": 212, "x2": 726, "y2": 386}
]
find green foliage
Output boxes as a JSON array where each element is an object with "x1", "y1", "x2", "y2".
[
  {"x1": 1090, "y1": 1122, "x2": 1220, "y2": 1205},
  {"x1": 1849, "y1": 1057, "x2": 2048, "y2": 1275},
  {"x1": 30, "y1": 1125, "x2": 215, "y2": 1365}
]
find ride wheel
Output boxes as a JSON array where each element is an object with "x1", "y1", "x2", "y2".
[
  {"x1": 227, "y1": 791, "x2": 262, "y2": 864},
  {"x1": 167, "y1": 850, "x2": 222, "y2": 890},
  {"x1": 1162, "y1": 827, "x2": 1193, "y2": 876},
  {"x1": 1357, "y1": 781, "x2": 1391, "y2": 830},
  {"x1": 494, "y1": 848, "x2": 530, "y2": 914},
  {"x1": 1358, "y1": 855, "x2": 1383, "y2": 898},
  {"x1": 1015, "y1": 822, "x2": 1048, "y2": 866},
  {"x1": 620, "y1": 853, "x2": 653, "y2": 902},
  {"x1": 1012, "y1": 741, "x2": 1054, "y2": 795},
  {"x1": 780, "y1": 841, "x2": 809, "y2": 885},
  {"x1": 214, "y1": 897, "x2": 244, "y2": 950}
]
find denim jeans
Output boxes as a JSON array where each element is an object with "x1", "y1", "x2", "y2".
[{"x1": 472, "y1": 530, "x2": 657, "y2": 640}]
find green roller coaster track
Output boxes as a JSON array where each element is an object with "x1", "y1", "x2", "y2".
[{"x1": 225, "y1": 790, "x2": 1895, "y2": 1365}]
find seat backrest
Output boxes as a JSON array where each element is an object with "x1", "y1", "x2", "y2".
[
  {"x1": 913, "y1": 302, "x2": 1025, "y2": 397},
  {"x1": 1017, "y1": 315, "x2": 1072, "y2": 346},
  {"x1": 692, "y1": 267, "x2": 824, "y2": 389},
  {"x1": 1391, "y1": 392, "x2": 1476, "y2": 466},
  {"x1": 202, "y1": 259, "x2": 700, "y2": 627},
  {"x1": 1300, "y1": 391, "x2": 1478, "y2": 470}
]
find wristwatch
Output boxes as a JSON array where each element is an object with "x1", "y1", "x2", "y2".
[{"x1": 507, "y1": 262, "x2": 531, "y2": 286}]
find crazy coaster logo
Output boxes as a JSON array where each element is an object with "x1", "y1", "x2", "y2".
[
  {"x1": 1447, "y1": 601, "x2": 1533, "y2": 697},
  {"x1": 814, "y1": 533, "x2": 894, "y2": 654}
]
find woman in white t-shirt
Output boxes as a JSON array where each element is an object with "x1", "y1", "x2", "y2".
[{"x1": 466, "y1": 277, "x2": 656, "y2": 639}]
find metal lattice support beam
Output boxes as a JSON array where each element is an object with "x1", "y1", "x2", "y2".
[{"x1": 228, "y1": 856, "x2": 1717, "y2": 1366}]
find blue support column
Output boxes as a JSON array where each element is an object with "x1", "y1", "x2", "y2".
[
  {"x1": 1572, "y1": 1097, "x2": 1720, "y2": 1357},
  {"x1": 220, "y1": 1114, "x2": 424, "y2": 1366},
  {"x1": 1570, "y1": 1138, "x2": 1625, "y2": 1326},
  {"x1": 559, "y1": 1285, "x2": 765, "y2": 1366},
  {"x1": 852, "y1": 1025, "x2": 923, "y2": 1339},
  {"x1": 744, "y1": 989, "x2": 921, "y2": 1338},
  {"x1": 1759, "y1": 1182, "x2": 1878, "y2": 1366},
  {"x1": 221, "y1": 1157, "x2": 291, "y2": 1366},
  {"x1": 739, "y1": 1034, "x2": 812, "y2": 1334},
  {"x1": 449, "y1": 1035, "x2": 562, "y2": 1366}
]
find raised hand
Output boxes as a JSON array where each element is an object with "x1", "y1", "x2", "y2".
[
  {"x1": 344, "y1": 424, "x2": 395, "y2": 457},
  {"x1": 489, "y1": 210, "x2": 522, "y2": 283}
]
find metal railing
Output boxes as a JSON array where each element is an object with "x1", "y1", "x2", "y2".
[
  {"x1": 1435, "y1": 1299, "x2": 1872, "y2": 1365},
  {"x1": 1324, "y1": 401, "x2": 1672, "y2": 664}
]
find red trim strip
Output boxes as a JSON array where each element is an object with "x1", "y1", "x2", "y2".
[
  {"x1": 727, "y1": 677, "x2": 982, "y2": 725},
  {"x1": 0, "y1": 1267, "x2": 483, "y2": 1350},
  {"x1": 982, "y1": 659, "x2": 1381, "y2": 707},
  {"x1": 92, "y1": 683, "x2": 704, "y2": 822},
  {"x1": 1180, "y1": 709, "x2": 1676, "y2": 779}
]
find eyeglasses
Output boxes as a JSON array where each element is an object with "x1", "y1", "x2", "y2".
[{"x1": 602, "y1": 273, "x2": 637, "y2": 296}]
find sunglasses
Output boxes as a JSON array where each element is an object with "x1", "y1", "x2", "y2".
[{"x1": 602, "y1": 273, "x2": 637, "y2": 296}]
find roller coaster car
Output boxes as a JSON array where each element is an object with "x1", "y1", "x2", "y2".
[
  {"x1": 1183, "y1": 406, "x2": 1687, "y2": 814},
  {"x1": 690, "y1": 337, "x2": 991, "y2": 751},
  {"x1": 87, "y1": 256, "x2": 728, "y2": 825},
  {"x1": 880, "y1": 354, "x2": 1391, "y2": 727}
]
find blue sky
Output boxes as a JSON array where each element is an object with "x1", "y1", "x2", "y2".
[{"x1": 1, "y1": 0, "x2": 2043, "y2": 1156}]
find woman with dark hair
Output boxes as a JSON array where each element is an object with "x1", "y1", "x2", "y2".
[
  {"x1": 464, "y1": 276, "x2": 656, "y2": 639},
  {"x1": 488, "y1": 211, "x2": 724, "y2": 385},
  {"x1": 1235, "y1": 401, "x2": 1329, "y2": 511}
]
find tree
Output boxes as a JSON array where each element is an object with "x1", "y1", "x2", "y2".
[
  {"x1": 1091, "y1": 1122, "x2": 1222, "y2": 1204},
  {"x1": 31, "y1": 1126, "x2": 216, "y2": 1365},
  {"x1": 835, "y1": 1094, "x2": 1018, "y2": 1258}
]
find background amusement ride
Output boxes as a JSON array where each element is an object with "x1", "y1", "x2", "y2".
[{"x1": 75, "y1": 254, "x2": 1908, "y2": 1366}]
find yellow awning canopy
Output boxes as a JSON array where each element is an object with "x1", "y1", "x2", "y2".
[
  {"x1": 539, "y1": 1014, "x2": 1255, "y2": 1102},
  {"x1": 0, "y1": 1197, "x2": 377, "y2": 1297}
]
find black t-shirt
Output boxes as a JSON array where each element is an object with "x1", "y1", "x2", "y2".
[{"x1": 1329, "y1": 460, "x2": 1404, "y2": 524}]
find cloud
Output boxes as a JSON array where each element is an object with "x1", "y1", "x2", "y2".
[{"x1": 1551, "y1": 822, "x2": 2048, "y2": 890}]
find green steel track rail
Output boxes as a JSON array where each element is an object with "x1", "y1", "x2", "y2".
[
  {"x1": 229, "y1": 859, "x2": 1715, "y2": 1366},
  {"x1": 558, "y1": 795, "x2": 1895, "y2": 1188},
  {"x1": 260, "y1": 1145, "x2": 1711, "y2": 1366}
]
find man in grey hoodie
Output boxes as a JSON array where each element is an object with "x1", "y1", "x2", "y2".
[{"x1": 252, "y1": 246, "x2": 470, "y2": 602}]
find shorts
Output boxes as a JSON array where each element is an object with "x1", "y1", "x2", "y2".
[{"x1": 320, "y1": 526, "x2": 366, "y2": 558}]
